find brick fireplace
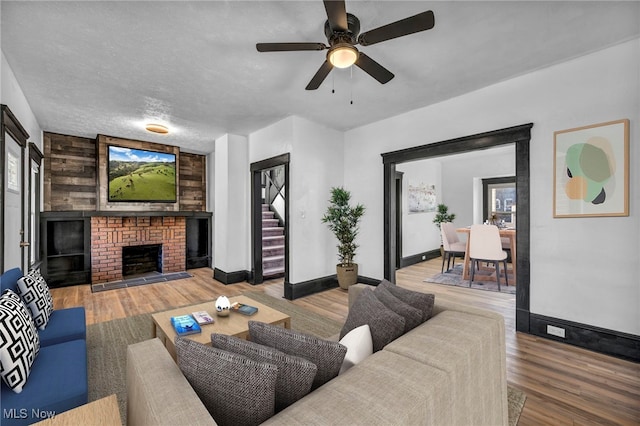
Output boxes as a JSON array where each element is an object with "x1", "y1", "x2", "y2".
[{"x1": 91, "y1": 216, "x2": 186, "y2": 284}]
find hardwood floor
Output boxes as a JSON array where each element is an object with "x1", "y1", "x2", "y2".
[{"x1": 50, "y1": 259, "x2": 639, "y2": 425}]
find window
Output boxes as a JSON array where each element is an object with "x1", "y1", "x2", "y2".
[{"x1": 483, "y1": 177, "x2": 516, "y2": 225}]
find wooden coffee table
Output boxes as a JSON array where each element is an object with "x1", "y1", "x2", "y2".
[
  {"x1": 152, "y1": 295, "x2": 291, "y2": 360},
  {"x1": 32, "y1": 394, "x2": 121, "y2": 425}
]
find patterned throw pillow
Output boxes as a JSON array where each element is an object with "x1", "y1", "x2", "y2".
[
  {"x1": 374, "y1": 286, "x2": 423, "y2": 333},
  {"x1": 175, "y1": 337, "x2": 277, "y2": 426},
  {"x1": 17, "y1": 269, "x2": 54, "y2": 330},
  {"x1": 377, "y1": 279, "x2": 435, "y2": 322},
  {"x1": 248, "y1": 321, "x2": 347, "y2": 390},
  {"x1": 340, "y1": 287, "x2": 405, "y2": 352},
  {"x1": 0, "y1": 289, "x2": 41, "y2": 393},
  {"x1": 211, "y1": 333, "x2": 317, "y2": 412}
]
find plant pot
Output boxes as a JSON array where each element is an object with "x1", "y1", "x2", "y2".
[{"x1": 336, "y1": 264, "x2": 358, "y2": 290}]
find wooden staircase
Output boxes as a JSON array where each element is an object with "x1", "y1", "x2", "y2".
[{"x1": 262, "y1": 203, "x2": 284, "y2": 277}]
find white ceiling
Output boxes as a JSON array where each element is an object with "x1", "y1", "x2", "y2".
[{"x1": 2, "y1": 1, "x2": 639, "y2": 154}]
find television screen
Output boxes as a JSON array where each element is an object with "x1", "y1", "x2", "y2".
[{"x1": 108, "y1": 146, "x2": 177, "y2": 202}]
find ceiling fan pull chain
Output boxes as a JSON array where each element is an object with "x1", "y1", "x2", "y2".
[
  {"x1": 350, "y1": 66, "x2": 354, "y2": 105},
  {"x1": 332, "y1": 74, "x2": 335, "y2": 94}
]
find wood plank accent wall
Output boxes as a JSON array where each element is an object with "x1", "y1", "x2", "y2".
[
  {"x1": 44, "y1": 132, "x2": 97, "y2": 211},
  {"x1": 43, "y1": 132, "x2": 207, "y2": 212},
  {"x1": 179, "y1": 152, "x2": 206, "y2": 211}
]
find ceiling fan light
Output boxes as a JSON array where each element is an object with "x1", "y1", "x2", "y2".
[
  {"x1": 145, "y1": 123, "x2": 169, "y2": 134},
  {"x1": 328, "y1": 45, "x2": 358, "y2": 68}
]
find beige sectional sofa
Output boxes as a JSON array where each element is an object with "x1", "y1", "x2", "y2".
[{"x1": 126, "y1": 284, "x2": 508, "y2": 425}]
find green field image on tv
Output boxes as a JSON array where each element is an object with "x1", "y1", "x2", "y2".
[{"x1": 109, "y1": 162, "x2": 176, "y2": 201}]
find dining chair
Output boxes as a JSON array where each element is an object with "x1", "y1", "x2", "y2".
[
  {"x1": 468, "y1": 224, "x2": 509, "y2": 290},
  {"x1": 440, "y1": 222, "x2": 466, "y2": 273}
]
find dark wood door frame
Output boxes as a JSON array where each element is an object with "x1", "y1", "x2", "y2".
[
  {"x1": 382, "y1": 123, "x2": 533, "y2": 333},
  {"x1": 250, "y1": 153, "x2": 290, "y2": 285},
  {"x1": 1, "y1": 105, "x2": 30, "y2": 273}
]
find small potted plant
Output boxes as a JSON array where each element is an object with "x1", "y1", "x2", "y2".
[
  {"x1": 432, "y1": 203, "x2": 456, "y2": 253},
  {"x1": 322, "y1": 187, "x2": 365, "y2": 290}
]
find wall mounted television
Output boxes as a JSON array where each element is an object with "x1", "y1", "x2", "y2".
[{"x1": 107, "y1": 145, "x2": 177, "y2": 202}]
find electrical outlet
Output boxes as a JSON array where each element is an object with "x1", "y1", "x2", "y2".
[
  {"x1": 422, "y1": 255, "x2": 426, "y2": 260},
  {"x1": 547, "y1": 325, "x2": 566, "y2": 338}
]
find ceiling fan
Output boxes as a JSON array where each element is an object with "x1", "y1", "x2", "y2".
[{"x1": 256, "y1": 0, "x2": 435, "y2": 90}]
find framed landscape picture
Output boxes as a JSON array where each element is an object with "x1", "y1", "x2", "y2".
[{"x1": 553, "y1": 119, "x2": 629, "y2": 217}]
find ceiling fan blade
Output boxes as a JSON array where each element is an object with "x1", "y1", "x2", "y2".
[
  {"x1": 355, "y1": 52, "x2": 394, "y2": 84},
  {"x1": 256, "y1": 42, "x2": 327, "y2": 52},
  {"x1": 358, "y1": 10, "x2": 435, "y2": 46},
  {"x1": 305, "y1": 60, "x2": 334, "y2": 90},
  {"x1": 323, "y1": 0, "x2": 348, "y2": 32}
]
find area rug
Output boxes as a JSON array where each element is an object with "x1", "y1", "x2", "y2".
[
  {"x1": 425, "y1": 264, "x2": 516, "y2": 294},
  {"x1": 87, "y1": 292, "x2": 525, "y2": 425}
]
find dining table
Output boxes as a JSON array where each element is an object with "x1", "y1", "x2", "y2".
[{"x1": 456, "y1": 226, "x2": 516, "y2": 284}]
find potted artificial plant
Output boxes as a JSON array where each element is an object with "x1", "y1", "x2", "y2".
[
  {"x1": 322, "y1": 187, "x2": 366, "y2": 290},
  {"x1": 432, "y1": 203, "x2": 456, "y2": 254}
]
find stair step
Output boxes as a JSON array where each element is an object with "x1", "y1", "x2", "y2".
[
  {"x1": 263, "y1": 244, "x2": 285, "y2": 256},
  {"x1": 262, "y1": 218, "x2": 279, "y2": 227},
  {"x1": 263, "y1": 266, "x2": 285, "y2": 277},
  {"x1": 262, "y1": 227, "x2": 284, "y2": 236},
  {"x1": 262, "y1": 211, "x2": 275, "y2": 218},
  {"x1": 263, "y1": 254, "x2": 284, "y2": 262},
  {"x1": 263, "y1": 235, "x2": 284, "y2": 247},
  {"x1": 262, "y1": 204, "x2": 270, "y2": 212}
]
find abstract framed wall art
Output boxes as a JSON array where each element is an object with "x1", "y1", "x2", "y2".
[{"x1": 553, "y1": 119, "x2": 629, "y2": 217}]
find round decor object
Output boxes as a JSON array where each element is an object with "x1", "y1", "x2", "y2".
[{"x1": 215, "y1": 296, "x2": 231, "y2": 317}]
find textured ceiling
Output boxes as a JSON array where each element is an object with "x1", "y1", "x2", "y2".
[{"x1": 2, "y1": 1, "x2": 639, "y2": 154}]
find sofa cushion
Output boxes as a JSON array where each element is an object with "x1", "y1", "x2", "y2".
[
  {"x1": 17, "y1": 269, "x2": 54, "y2": 330},
  {"x1": 374, "y1": 286, "x2": 423, "y2": 333},
  {"x1": 248, "y1": 321, "x2": 347, "y2": 390},
  {"x1": 0, "y1": 268, "x2": 22, "y2": 293},
  {"x1": 211, "y1": 333, "x2": 317, "y2": 412},
  {"x1": 0, "y1": 290, "x2": 40, "y2": 393},
  {"x1": 340, "y1": 287, "x2": 405, "y2": 352},
  {"x1": 1, "y1": 338, "x2": 88, "y2": 426},
  {"x1": 175, "y1": 336, "x2": 277, "y2": 426},
  {"x1": 338, "y1": 324, "x2": 373, "y2": 375},
  {"x1": 39, "y1": 307, "x2": 86, "y2": 347},
  {"x1": 377, "y1": 279, "x2": 435, "y2": 322}
]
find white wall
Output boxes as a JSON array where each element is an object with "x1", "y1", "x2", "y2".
[
  {"x1": 344, "y1": 39, "x2": 640, "y2": 335},
  {"x1": 441, "y1": 147, "x2": 515, "y2": 230},
  {"x1": 1, "y1": 53, "x2": 42, "y2": 149},
  {"x1": 396, "y1": 159, "x2": 441, "y2": 257},
  {"x1": 214, "y1": 134, "x2": 249, "y2": 273},
  {"x1": 249, "y1": 116, "x2": 343, "y2": 283},
  {"x1": 1, "y1": 52, "x2": 43, "y2": 270}
]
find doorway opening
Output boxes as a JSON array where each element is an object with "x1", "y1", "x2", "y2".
[
  {"x1": 250, "y1": 154, "x2": 289, "y2": 286},
  {"x1": 382, "y1": 123, "x2": 532, "y2": 332}
]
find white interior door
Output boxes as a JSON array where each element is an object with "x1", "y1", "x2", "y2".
[{"x1": 4, "y1": 132, "x2": 25, "y2": 270}]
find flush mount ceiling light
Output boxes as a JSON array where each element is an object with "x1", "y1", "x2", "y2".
[
  {"x1": 328, "y1": 43, "x2": 358, "y2": 68},
  {"x1": 145, "y1": 123, "x2": 169, "y2": 134}
]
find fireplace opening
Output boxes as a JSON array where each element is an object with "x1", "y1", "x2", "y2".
[{"x1": 122, "y1": 244, "x2": 162, "y2": 277}]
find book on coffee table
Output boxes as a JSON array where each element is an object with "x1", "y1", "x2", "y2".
[
  {"x1": 170, "y1": 314, "x2": 201, "y2": 336},
  {"x1": 192, "y1": 310, "x2": 214, "y2": 325},
  {"x1": 231, "y1": 302, "x2": 258, "y2": 316}
]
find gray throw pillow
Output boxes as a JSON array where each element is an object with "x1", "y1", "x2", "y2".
[
  {"x1": 248, "y1": 321, "x2": 347, "y2": 390},
  {"x1": 377, "y1": 279, "x2": 435, "y2": 322},
  {"x1": 340, "y1": 287, "x2": 405, "y2": 352},
  {"x1": 211, "y1": 333, "x2": 317, "y2": 412},
  {"x1": 374, "y1": 286, "x2": 423, "y2": 333},
  {"x1": 175, "y1": 337, "x2": 277, "y2": 426}
]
